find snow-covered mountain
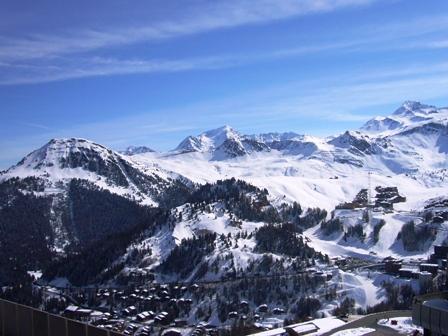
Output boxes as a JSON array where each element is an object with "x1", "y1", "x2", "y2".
[
  {"x1": 120, "y1": 145, "x2": 155, "y2": 155},
  {"x1": 360, "y1": 101, "x2": 446, "y2": 136},
  {"x1": 174, "y1": 125, "x2": 270, "y2": 160},
  {"x1": 129, "y1": 101, "x2": 446, "y2": 207},
  {"x1": 123, "y1": 101, "x2": 448, "y2": 260},
  {"x1": 3, "y1": 101, "x2": 445, "y2": 228},
  {"x1": 2, "y1": 101, "x2": 448, "y2": 327},
  {"x1": 175, "y1": 125, "x2": 240, "y2": 153},
  {"x1": 165, "y1": 101, "x2": 447, "y2": 169},
  {"x1": 1, "y1": 138, "x2": 184, "y2": 206},
  {"x1": 0, "y1": 138, "x2": 191, "y2": 259},
  {"x1": 1, "y1": 101, "x2": 448, "y2": 287}
]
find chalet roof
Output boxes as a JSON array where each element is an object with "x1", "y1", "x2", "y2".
[
  {"x1": 162, "y1": 329, "x2": 182, "y2": 336},
  {"x1": 420, "y1": 263, "x2": 439, "y2": 267},
  {"x1": 65, "y1": 305, "x2": 79, "y2": 312},
  {"x1": 420, "y1": 271, "x2": 432, "y2": 276},
  {"x1": 285, "y1": 323, "x2": 317, "y2": 335}
]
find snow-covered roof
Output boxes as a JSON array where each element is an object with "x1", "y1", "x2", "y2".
[
  {"x1": 286, "y1": 323, "x2": 317, "y2": 334},
  {"x1": 249, "y1": 317, "x2": 346, "y2": 336},
  {"x1": 64, "y1": 305, "x2": 79, "y2": 312}
]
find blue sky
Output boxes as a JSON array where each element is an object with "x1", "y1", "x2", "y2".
[{"x1": 0, "y1": 0, "x2": 447, "y2": 169}]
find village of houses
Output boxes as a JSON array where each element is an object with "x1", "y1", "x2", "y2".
[{"x1": 29, "y1": 243, "x2": 448, "y2": 336}]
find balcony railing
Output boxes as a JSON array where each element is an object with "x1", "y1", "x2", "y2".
[{"x1": 0, "y1": 298, "x2": 123, "y2": 336}]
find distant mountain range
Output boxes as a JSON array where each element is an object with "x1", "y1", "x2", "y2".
[{"x1": 1, "y1": 101, "x2": 447, "y2": 287}]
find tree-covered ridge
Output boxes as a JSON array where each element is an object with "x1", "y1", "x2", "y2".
[
  {"x1": 156, "y1": 222, "x2": 328, "y2": 282},
  {"x1": 158, "y1": 233, "x2": 217, "y2": 278},
  {"x1": 186, "y1": 178, "x2": 326, "y2": 229},
  {"x1": 64, "y1": 179, "x2": 160, "y2": 247},
  {"x1": 155, "y1": 178, "x2": 192, "y2": 209},
  {"x1": 343, "y1": 224, "x2": 366, "y2": 242},
  {"x1": 43, "y1": 206, "x2": 168, "y2": 286},
  {"x1": 256, "y1": 223, "x2": 318, "y2": 259},
  {"x1": 0, "y1": 176, "x2": 48, "y2": 195},
  {"x1": 1, "y1": 175, "x2": 332, "y2": 287},
  {"x1": 397, "y1": 220, "x2": 436, "y2": 251},
  {"x1": 187, "y1": 178, "x2": 279, "y2": 223},
  {"x1": 320, "y1": 218, "x2": 343, "y2": 235},
  {"x1": 0, "y1": 195, "x2": 53, "y2": 280},
  {"x1": 0, "y1": 178, "x2": 54, "y2": 285},
  {"x1": 0, "y1": 176, "x2": 170, "y2": 286},
  {"x1": 150, "y1": 179, "x2": 330, "y2": 282}
]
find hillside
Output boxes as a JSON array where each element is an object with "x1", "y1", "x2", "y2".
[{"x1": 1, "y1": 101, "x2": 447, "y2": 319}]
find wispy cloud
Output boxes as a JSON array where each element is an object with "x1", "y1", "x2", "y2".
[
  {"x1": 2, "y1": 10, "x2": 448, "y2": 85},
  {"x1": 0, "y1": 0, "x2": 376, "y2": 63},
  {"x1": 0, "y1": 0, "x2": 379, "y2": 85},
  {"x1": 1, "y1": 38, "x2": 447, "y2": 86},
  {"x1": 0, "y1": 45, "x2": 356, "y2": 85},
  {"x1": 19, "y1": 122, "x2": 52, "y2": 130}
]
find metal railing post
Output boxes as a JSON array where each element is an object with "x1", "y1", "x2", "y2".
[
  {"x1": 31, "y1": 305, "x2": 35, "y2": 336},
  {"x1": 47, "y1": 309, "x2": 51, "y2": 336},
  {"x1": 1, "y1": 300, "x2": 4, "y2": 336},
  {"x1": 15, "y1": 302, "x2": 19, "y2": 336}
]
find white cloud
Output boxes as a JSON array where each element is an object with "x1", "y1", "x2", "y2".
[
  {"x1": 20, "y1": 122, "x2": 52, "y2": 130},
  {"x1": 2, "y1": 37, "x2": 448, "y2": 86},
  {"x1": 0, "y1": 0, "x2": 377, "y2": 63},
  {"x1": 2, "y1": 10, "x2": 448, "y2": 85}
]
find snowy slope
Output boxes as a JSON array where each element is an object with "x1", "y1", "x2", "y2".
[
  {"x1": 2, "y1": 101, "x2": 448, "y2": 261},
  {"x1": 129, "y1": 101, "x2": 447, "y2": 210},
  {"x1": 0, "y1": 138, "x2": 195, "y2": 254},
  {"x1": 5, "y1": 101, "x2": 448, "y2": 327},
  {"x1": 125, "y1": 101, "x2": 448, "y2": 259},
  {"x1": 361, "y1": 101, "x2": 447, "y2": 137},
  {"x1": 11, "y1": 102, "x2": 444, "y2": 326},
  {"x1": 0, "y1": 138, "x2": 183, "y2": 206}
]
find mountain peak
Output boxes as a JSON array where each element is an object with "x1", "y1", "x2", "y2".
[
  {"x1": 393, "y1": 101, "x2": 436, "y2": 116},
  {"x1": 402, "y1": 100, "x2": 425, "y2": 109},
  {"x1": 120, "y1": 145, "x2": 155, "y2": 155},
  {"x1": 11, "y1": 137, "x2": 115, "y2": 172},
  {"x1": 175, "y1": 125, "x2": 241, "y2": 153},
  {"x1": 44, "y1": 137, "x2": 109, "y2": 151},
  {"x1": 200, "y1": 125, "x2": 239, "y2": 143},
  {"x1": 361, "y1": 101, "x2": 444, "y2": 135}
]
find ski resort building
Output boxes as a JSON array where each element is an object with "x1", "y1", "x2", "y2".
[{"x1": 249, "y1": 317, "x2": 346, "y2": 336}]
